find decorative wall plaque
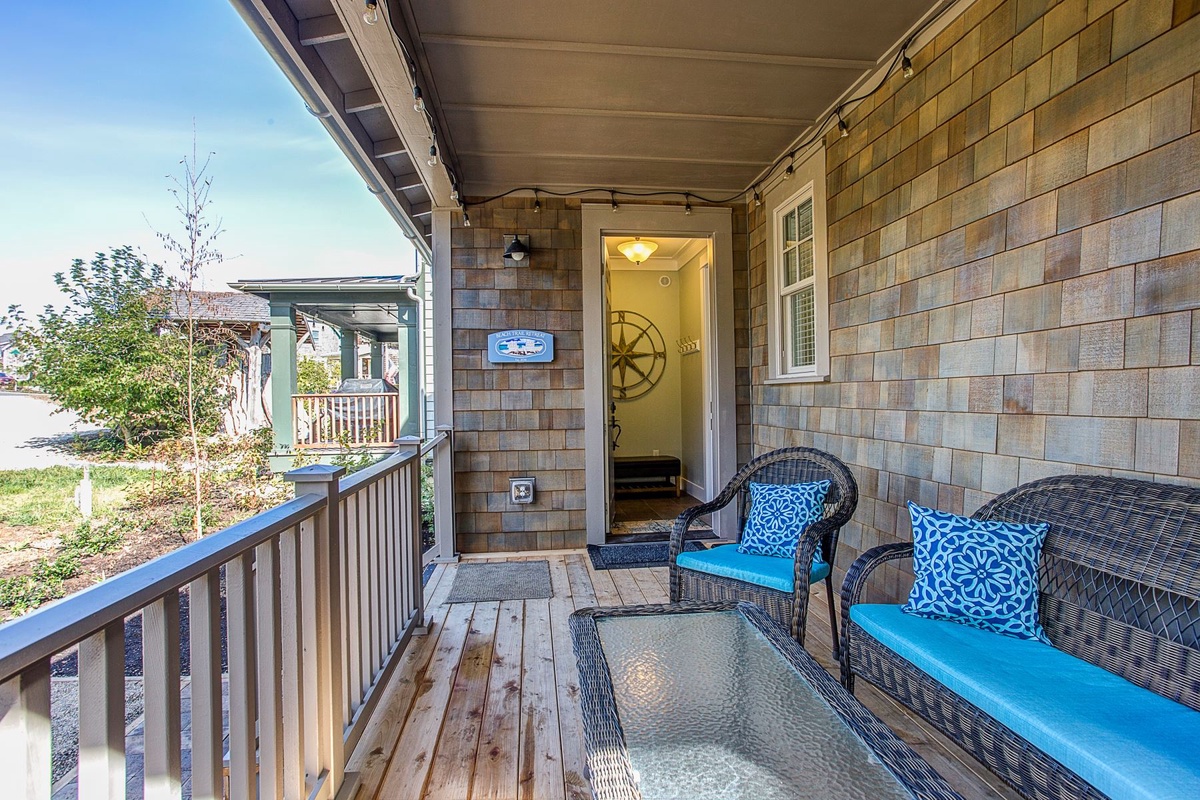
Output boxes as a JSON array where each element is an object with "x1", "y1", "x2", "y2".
[{"x1": 488, "y1": 330, "x2": 555, "y2": 363}]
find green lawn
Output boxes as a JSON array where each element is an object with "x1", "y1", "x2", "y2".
[{"x1": 0, "y1": 466, "x2": 153, "y2": 536}]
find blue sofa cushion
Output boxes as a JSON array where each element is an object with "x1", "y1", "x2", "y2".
[
  {"x1": 903, "y1": 501, "x2": 1050, "y2": 642},
  {"x1": 851, "y1": 604, "x2": 1200, "y2": 800},
  {"x1": 737, "y1": 480, "x2": 831, "y2": 558},
  {"x1": 676, "y1": 543, "x2": 830, "y2": 594}
]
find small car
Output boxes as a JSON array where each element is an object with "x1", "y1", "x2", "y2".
[{"x1": 0, "y1": 371, "x2": 16, "y2": 390}]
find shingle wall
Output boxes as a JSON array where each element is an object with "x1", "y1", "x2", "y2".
[
  {"x1": 450, "y1": 197, "x2": 586, "y2": 552},
  {"x1": 749, "y1": 0, "x2": 1200, "y2": 601}
]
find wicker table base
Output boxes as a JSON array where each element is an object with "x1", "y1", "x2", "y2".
[{"x1": 569, "y1": 602, "x2": 963, "y2": 800}]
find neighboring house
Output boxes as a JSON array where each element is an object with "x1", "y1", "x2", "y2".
[
  {"x1": 0, "y1": 332, "x2": 17, "y2": 371},
  {"x1": 164, "y1": 290, "x2": 284, "y2": 435},
  {"x1": 235, "y1": 0, "x2": 1200, "y2": 576}
]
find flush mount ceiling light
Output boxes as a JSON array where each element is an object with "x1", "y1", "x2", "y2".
[{"x1": 617, "y1": 237, "x2": 658, "y2": 265}]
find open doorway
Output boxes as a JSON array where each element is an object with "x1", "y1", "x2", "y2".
[
  {"x1": 583, "y1": 204, "x2": 737, "y2": 546},
  {"x1": 605, "y1": 236, "x2": 711, "y2": 542}
]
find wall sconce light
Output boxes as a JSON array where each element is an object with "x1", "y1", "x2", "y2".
[
  {"x1": 510, "y1": 477, "x2": 535, "y2": 504},
  {"x1": 503, "y1": 234, "x2": 530, "y2": 266}
]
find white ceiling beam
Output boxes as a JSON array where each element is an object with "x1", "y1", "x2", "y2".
[
  {"x1": 411, "y1": 202, "x2": 432, "y2": 218},
  {"x1": 345, "y1": 87, "x2": 383, "y2": 113},
  {"x1": 442, "y1": 102, "x2": 813, "y2": 127},
  {"x1": 395, "y1": 172, "x2": 425, "y2": 192},
  {"x1": 298, "y1": 14, "x2": 348, "y2": 46},
  {"x1": 420, "y1": 34, "x2": 877, "y2": 71},
  {"x1": 373, "y1": 138, "x2": 408, "y2": 158},
  {"x1": 457, "y1": 150, "x2": 764, "y2": 167}
]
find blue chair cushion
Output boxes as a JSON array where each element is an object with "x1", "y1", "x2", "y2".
[
  {"x1": 737, "y1": 480, "x2": 831, "y2": 559},
  {"x1": 851, "y1": 604, "x2": 1200, "y2": 800},
  {"x1": 903, "y1": 501, "x2": 1050, "y2": 642},
  {"x1": 676, "y1": 543, "x2": 830, "y2": 594}
]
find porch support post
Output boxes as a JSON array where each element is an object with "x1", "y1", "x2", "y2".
[
  {"x1": 431, "y1": 210, "x2": 458, "y2": 562},
  {"x1": 339, "y1": 330, "x2": 358, "y2": 380},
  {"x1": 269, "y1": 301, "x2": 298, "y2": 468},
  {"x1": 396, "y1": 303, "x2": 419, "y2": 437},
  {"x1": 369, "y1": 340, "x2": 384, "y2": 379}
]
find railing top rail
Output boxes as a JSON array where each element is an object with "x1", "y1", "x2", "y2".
[
  {"x1": 0, "y1": 493, "x2": 326, "y2": 681},
  {"x1": 292, "y1": 393, "x2": 399, "y2": 399},
  {"x1": 419, "y1": 430, "x2": 449, "y2": 457},
  {"x1": 338, "y1": 448, "x2": 419, "y2": 499}
]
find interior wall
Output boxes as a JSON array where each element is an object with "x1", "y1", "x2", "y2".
[
  {"x1": 678, "y1": 251, "x2": 708, "y2": 495},
  {"x1": 749, "y1": 0, "x2": 1200, "y2": 602},
  {"x1": 609, "y1": 268, "x2": 683, "y2": 458}
]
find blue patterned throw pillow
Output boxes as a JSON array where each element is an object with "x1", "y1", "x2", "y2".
[
  {"x1": 737, "y1": 480, "x2": 831, "y2": 559},
  {"x1": 902, "y1": 502, "x2": 1050, "y2": 642}
]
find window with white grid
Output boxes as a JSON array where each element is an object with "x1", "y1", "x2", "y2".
[{"x1": 776, "y1": 187, "x2": 818, "y2": 374}]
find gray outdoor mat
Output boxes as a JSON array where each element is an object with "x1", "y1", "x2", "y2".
[{"x1": 446, "y1": 560, "x2": 553, "y2": 603}]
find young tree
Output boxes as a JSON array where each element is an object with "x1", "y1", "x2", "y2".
[{"x1": 156, "y1": 140, "x2": 227, "y2": 540}]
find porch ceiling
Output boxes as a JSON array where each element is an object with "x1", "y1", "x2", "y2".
[
  {"x1": 236, "y1": 0, "x2": 941, "y2": 212},
  {"x1": 412, "y1": 0, "x2": 938, "y2": 197}
]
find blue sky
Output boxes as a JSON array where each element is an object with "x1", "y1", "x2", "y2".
[{"x1": 0, "y1": 1, "x2": 416, "y2": 319}]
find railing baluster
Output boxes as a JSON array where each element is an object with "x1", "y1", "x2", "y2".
[
  {"x1": 143, "y1": 593, "x2": 182, "y2": 800},
  {"x1": 372, "y1": 480, "x2": 386, "y2": 668},
  {"x1": 226, "y1": 552, "x2": 257, "y2": 800},
  {"x1": 344, "y1": 494, "x2": 362, "y2": 719},
  {"x1": 189, "y1": 568, "x2": 224, "y2": 800},
  {"x1": 0, "y1": 660, "x2": 51, "y2": 800},
  {"x1": 78, "y1": 622, "x2": 125, "y2": 800},
  {"x1": 256, "y1": 539, "x2": 284, "y2": 800},
  {"x1": 279, "y1": 525, "x2": 307, "y2": 799},
  {"x1": 298, "y1": 517, "x2": 321, "y2": 781},
  {"x1": 357, "y1": 488, "x2": 371, "y2": 691},
  {"x1": 384, "y1": 466, "x2": 397, "y2": 644}
]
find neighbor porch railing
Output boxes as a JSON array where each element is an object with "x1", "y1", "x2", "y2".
[
  {"x1": 293, "y1": 393, "x2": 400, "y2": 449},
  {"x1": 0, "y1": 439, "x2": 437, "y2": 800}
]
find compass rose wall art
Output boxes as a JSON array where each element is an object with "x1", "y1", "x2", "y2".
[{"x1": 611, "y1": 310, "x2": 667, "y2": 400}]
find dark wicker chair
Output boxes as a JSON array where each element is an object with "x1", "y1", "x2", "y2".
[
  {"x1": 840, "y1": 474, "x2": 1200, "y2": 800},
  {"x1": 668, "y1": 447, "x2": 858, "y2": 650}
]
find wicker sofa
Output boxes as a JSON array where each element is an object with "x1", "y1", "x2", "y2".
[{"x1": 840, "y1": 475, "x2": 1200, "y2": 800}]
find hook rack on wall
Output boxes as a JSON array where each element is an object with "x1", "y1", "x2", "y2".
[{"x1": 677, "y1": 337, "x2": 701, "y2": 356}]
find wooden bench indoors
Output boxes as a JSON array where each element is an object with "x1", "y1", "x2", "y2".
[{"x1": 613, "y1": 455, "x2": 682, "y2": 497}]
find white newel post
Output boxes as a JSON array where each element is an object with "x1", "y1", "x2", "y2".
[{"x1": 285, "y1": 464, "x2": 346, "y2": 797}]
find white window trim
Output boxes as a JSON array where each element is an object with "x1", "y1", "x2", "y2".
[{"x1": 766, "y1": 179, "x2": 830, "y2": 383}]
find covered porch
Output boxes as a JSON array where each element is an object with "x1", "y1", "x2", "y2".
[{"x1": 229, "y1": 276, "x2": 423, "y2": 469}]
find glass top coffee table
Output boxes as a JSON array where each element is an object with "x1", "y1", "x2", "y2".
[{"x1": 570, "y1": 602, "x2": 964, "y2": 800}]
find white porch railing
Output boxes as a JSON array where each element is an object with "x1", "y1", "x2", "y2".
[
  {"x1": 293, "y1": 393, "x2": 400, "y2": 449},
  {"x1": 0, "y1": 436, "x2": 444, "y2": 799}
]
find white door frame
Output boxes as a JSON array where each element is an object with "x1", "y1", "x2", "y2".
[{"x1": 582, "y1": 203, "x2": 737, "y2": 545}]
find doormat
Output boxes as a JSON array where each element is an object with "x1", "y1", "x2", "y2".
[
  {"x1": 587, "y1": 541, "x2": 709, "y2": 570},
  {"x1": 446, "y1": 561, "x2": 553, "y2": 603},
  {"x1": 610, "y1": 518, "x2": 714, "y2": 537}
]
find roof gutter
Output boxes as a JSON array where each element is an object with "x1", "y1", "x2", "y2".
[{"x1": 226, "y1": 0, "x2": 433, "y2": 262}]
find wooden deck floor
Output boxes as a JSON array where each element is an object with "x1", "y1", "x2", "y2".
[{"x1": 346, "y1": 552, "x2": 1020, "y2": 800}]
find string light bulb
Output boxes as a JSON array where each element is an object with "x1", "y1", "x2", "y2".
[
  {"x1": 902, "y1": 54, "x2": 914, "y2": 79},
  {"x1": 427, "y1": 144, "x2": 438, "y2": 167},
  {"x1": 412, "y1": 86, "x2": 425, "y2": 113},
  {"x1": 784, "y1": 161, "x2": 794, "y2": 180},
  {"x1": 363, "y1": 1, "x2": 379, "y2": 25},
  {"x1": 753, "y1": 188, "x2": 761, "y2": 207},
  {"x1": 533, "y1": 195, "x2": 541, "y2": 213},
  {"x1": 463, "y1": 209, "x2": 471, "y2": 227},
  {"x1": 611, "y1": 193, "x2": 618, "y2": 212},
  {"x1": 838, "y1": 114, "x2": 850, "y2": 138},
  {"x1": 684, "y1": 195, "x2": 693, "y2": 215}
]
